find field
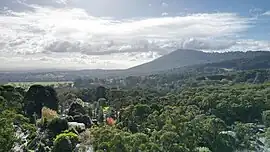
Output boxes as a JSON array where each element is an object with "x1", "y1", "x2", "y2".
[{"x1": 6, "y1": 81, "x2": 73, "y2": 88}]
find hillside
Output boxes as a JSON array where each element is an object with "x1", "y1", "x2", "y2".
[{"x1": 128, "y1": 49, "x2": 270, "y2": 73}]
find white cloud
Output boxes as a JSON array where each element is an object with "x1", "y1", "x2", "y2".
[
  {"x1": 55, "y1": 0, "x2": 70, "y2": 5},
  {"x1": 161, "y1": 2, "x2": 169, "y2": 7},
  {"x1": 262, "y1": 11, "x2": 270, "y2": 16},
  {"x1": 161, "y1": 12, "x2": 168, "y2": 16},
  {"x1": 249, "y1": 8, "x2": 262, "y2": 12},
  {"x1": 0, "y1": 3, "x2": 269, "y2": 70},
  {"x1": 182, "y1": 38, "x2": 237, "y2": 50},
  {"x1": 233, "y1": 39, "x2": 270, "y2": 51}
]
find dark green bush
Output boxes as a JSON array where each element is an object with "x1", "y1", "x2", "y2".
[
  {"x1": 52, "y1": 132, "x2": 79, "y2": 152},
  {"x1": 68, "y1": 101, "x2": 86, "y2": 116},
  {"x1": 47, "y1": 118, "x2": 68, "y2": 136}
]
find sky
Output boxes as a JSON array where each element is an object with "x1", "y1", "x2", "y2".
[{"x1": 0, "y1": 0, "x2": 270, "y2": 71}]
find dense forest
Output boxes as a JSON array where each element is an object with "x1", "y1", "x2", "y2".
[{"x1": 2, "y1": 52, "x2": 270, "y2": 152}]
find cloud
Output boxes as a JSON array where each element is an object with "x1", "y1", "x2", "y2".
[
  {"x1": 182, "y1": 38, "x2": 237, "y2": 50},
  {"x1": 233, "y1": 39, "x2": 270, "y2": 51},
  {"x1": 249, "y1": 8, "x2": 263, "y2": 17},
  {"x1": 262, "y1": 11, "x2": 270, "y2": 16},
  {"x1": 55, "y1": 0, "x2": 70, "y2": 5},
  {"x1": 161, "y1": 2, "x2": 169, "y2": 7},
  {"x1": 161, "y1": 12, "x2": 168, "y2": 16},
  {"x1": 0, "y1": 2, "x2": 269, "y2": 70}
]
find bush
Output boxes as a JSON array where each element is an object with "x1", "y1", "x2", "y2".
[
  {"x1": 68, "y1": 101, "x2": 86, "y2": 116},
  {"x1": 41, "y1": 107, "x2": 58, "y2": 125},
  {"x1": 47, "y1": 118, "x2": 69, "y2": 136},
  {"x1": 52, "y1": 132, "x2": 79, "y2": 152},
  {"x1": 0, "y1": 110, "x2": 16, "y2": 152}
]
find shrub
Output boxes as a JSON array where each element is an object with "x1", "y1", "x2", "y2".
[
  {"x1": 47, "y1": 118, "x2": 69, "y2": 136},
  {"x1": 68, "y1": 101, "x2": 86, "y2": 116},
  {"x1": 0, "y1": 110, "x2": 16, "y2": 152},
  {"x1": 41, "y1": 107, "x2": 58, "y2": 124},
  {"x1": 52, "y1": 132, "x2": 79, "y2": 152}
]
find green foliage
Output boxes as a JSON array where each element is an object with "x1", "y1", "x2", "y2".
[
  {"x1": 24, "y1": 85, "x2": 59, "y2": 118},
  {"x1": 0, "y1": 110, "x2": 16, "y2": 152},
  {"x1": 90, "y1": 126, "x2": 160, "y2": 152},
  {"x1": 133, "y1": 104, "x2": 151, "y2": 123},
  {"x1": 47, "y1": 118, "x2": 69, "y2": 137},
  {"x1": 96, "y1": 86, "x2": 106, "y2": 101},
  {"x1": 52, "y1": 131, "x2": 79, "y2": 152},
  {"x1": 68, "y1": 101, "x2": 86, "y2": 116},
  {"x1": 233, "y1": 122, "x2": 261, "y2": 151},
  {"x1": 0, "y1": 85, "x2": 24, "y2": 113}
]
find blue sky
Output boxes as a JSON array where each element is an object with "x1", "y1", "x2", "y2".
[{"x1": 0, "y1": 0, "x2": 269, "y2": 70}]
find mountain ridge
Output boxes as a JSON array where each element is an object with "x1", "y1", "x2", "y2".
[
  {"x1": 127, "y1": 49, "x2": 270, "y2": 73},
  {"x1": 1, "y1": 49, "x2": 270, "y2": 82}
]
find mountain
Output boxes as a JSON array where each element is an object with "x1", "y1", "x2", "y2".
[
  {"x1": 2, "y1": 49, "x2": 270, "y2": 82},
  {"x1": 128, "y1": 49, "x2": 270, "y2": 73},
  {"x1": 163, "y1": 52, "x2": 270, "y2": 75}
]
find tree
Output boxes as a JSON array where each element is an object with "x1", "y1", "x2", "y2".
[
  {"x1": 160, "y1": 131, "x2": 188, "y2": 152},
  {"x1": 233, "y1": 122, "x2": 261, "y2": 151},
  {"x1": 133, "y1": 104, "x2": 151, "y2": 123},
  {"x1": 47, "y1": 118, "x2": 69, "y2": 137},
  {"x1": 52, "y1": 132, "x2": 79, "y2": 152},
  {"x1": 96, "y1": 86, "x2": 106, "y2": 100},
  {"x1": 58, "y1": 92, "x2": 77, "y2": 113},
  {"x1": 0, "y1": 86, "x2": 24, "y2": 113},
  {"x1": 24, "y1": 85, "x2": 59, "y2": 118},
  {"x1": 0, "y1": 110, "x2": 16, "y2": 152},
  {"x1": 68, "y1": 100, "x2": 86, "y2": 116}
]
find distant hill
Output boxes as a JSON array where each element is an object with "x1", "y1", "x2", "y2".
[
  {"x1": 166, "y1": 52, "x2": 270, "y2": 74},
  {"x1": 2, "y1": 49, "x2": 270, "y2": 82},
  {"x1": 127, "y1": 49, "x2": 270, "y2": 73},
  {"x1": 201, "y1": 53, "x2": 270, "y2": 70}
]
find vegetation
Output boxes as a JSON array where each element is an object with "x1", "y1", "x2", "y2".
[
  {"x1": 0, "y1": 110, "x2": 16, "y2": 152},
  {"x1": 52, "y1": 131, "x2": 79, "y2": 152},
  {"x1": 2, "y1": 52, "x2": 270, "y2": 151},
  {"x1": 41, "y1": 107, "x2": 58, "y2": 124},
  {"x1": 6, "y1": 81, "x2": 73, "y2": 89}
]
